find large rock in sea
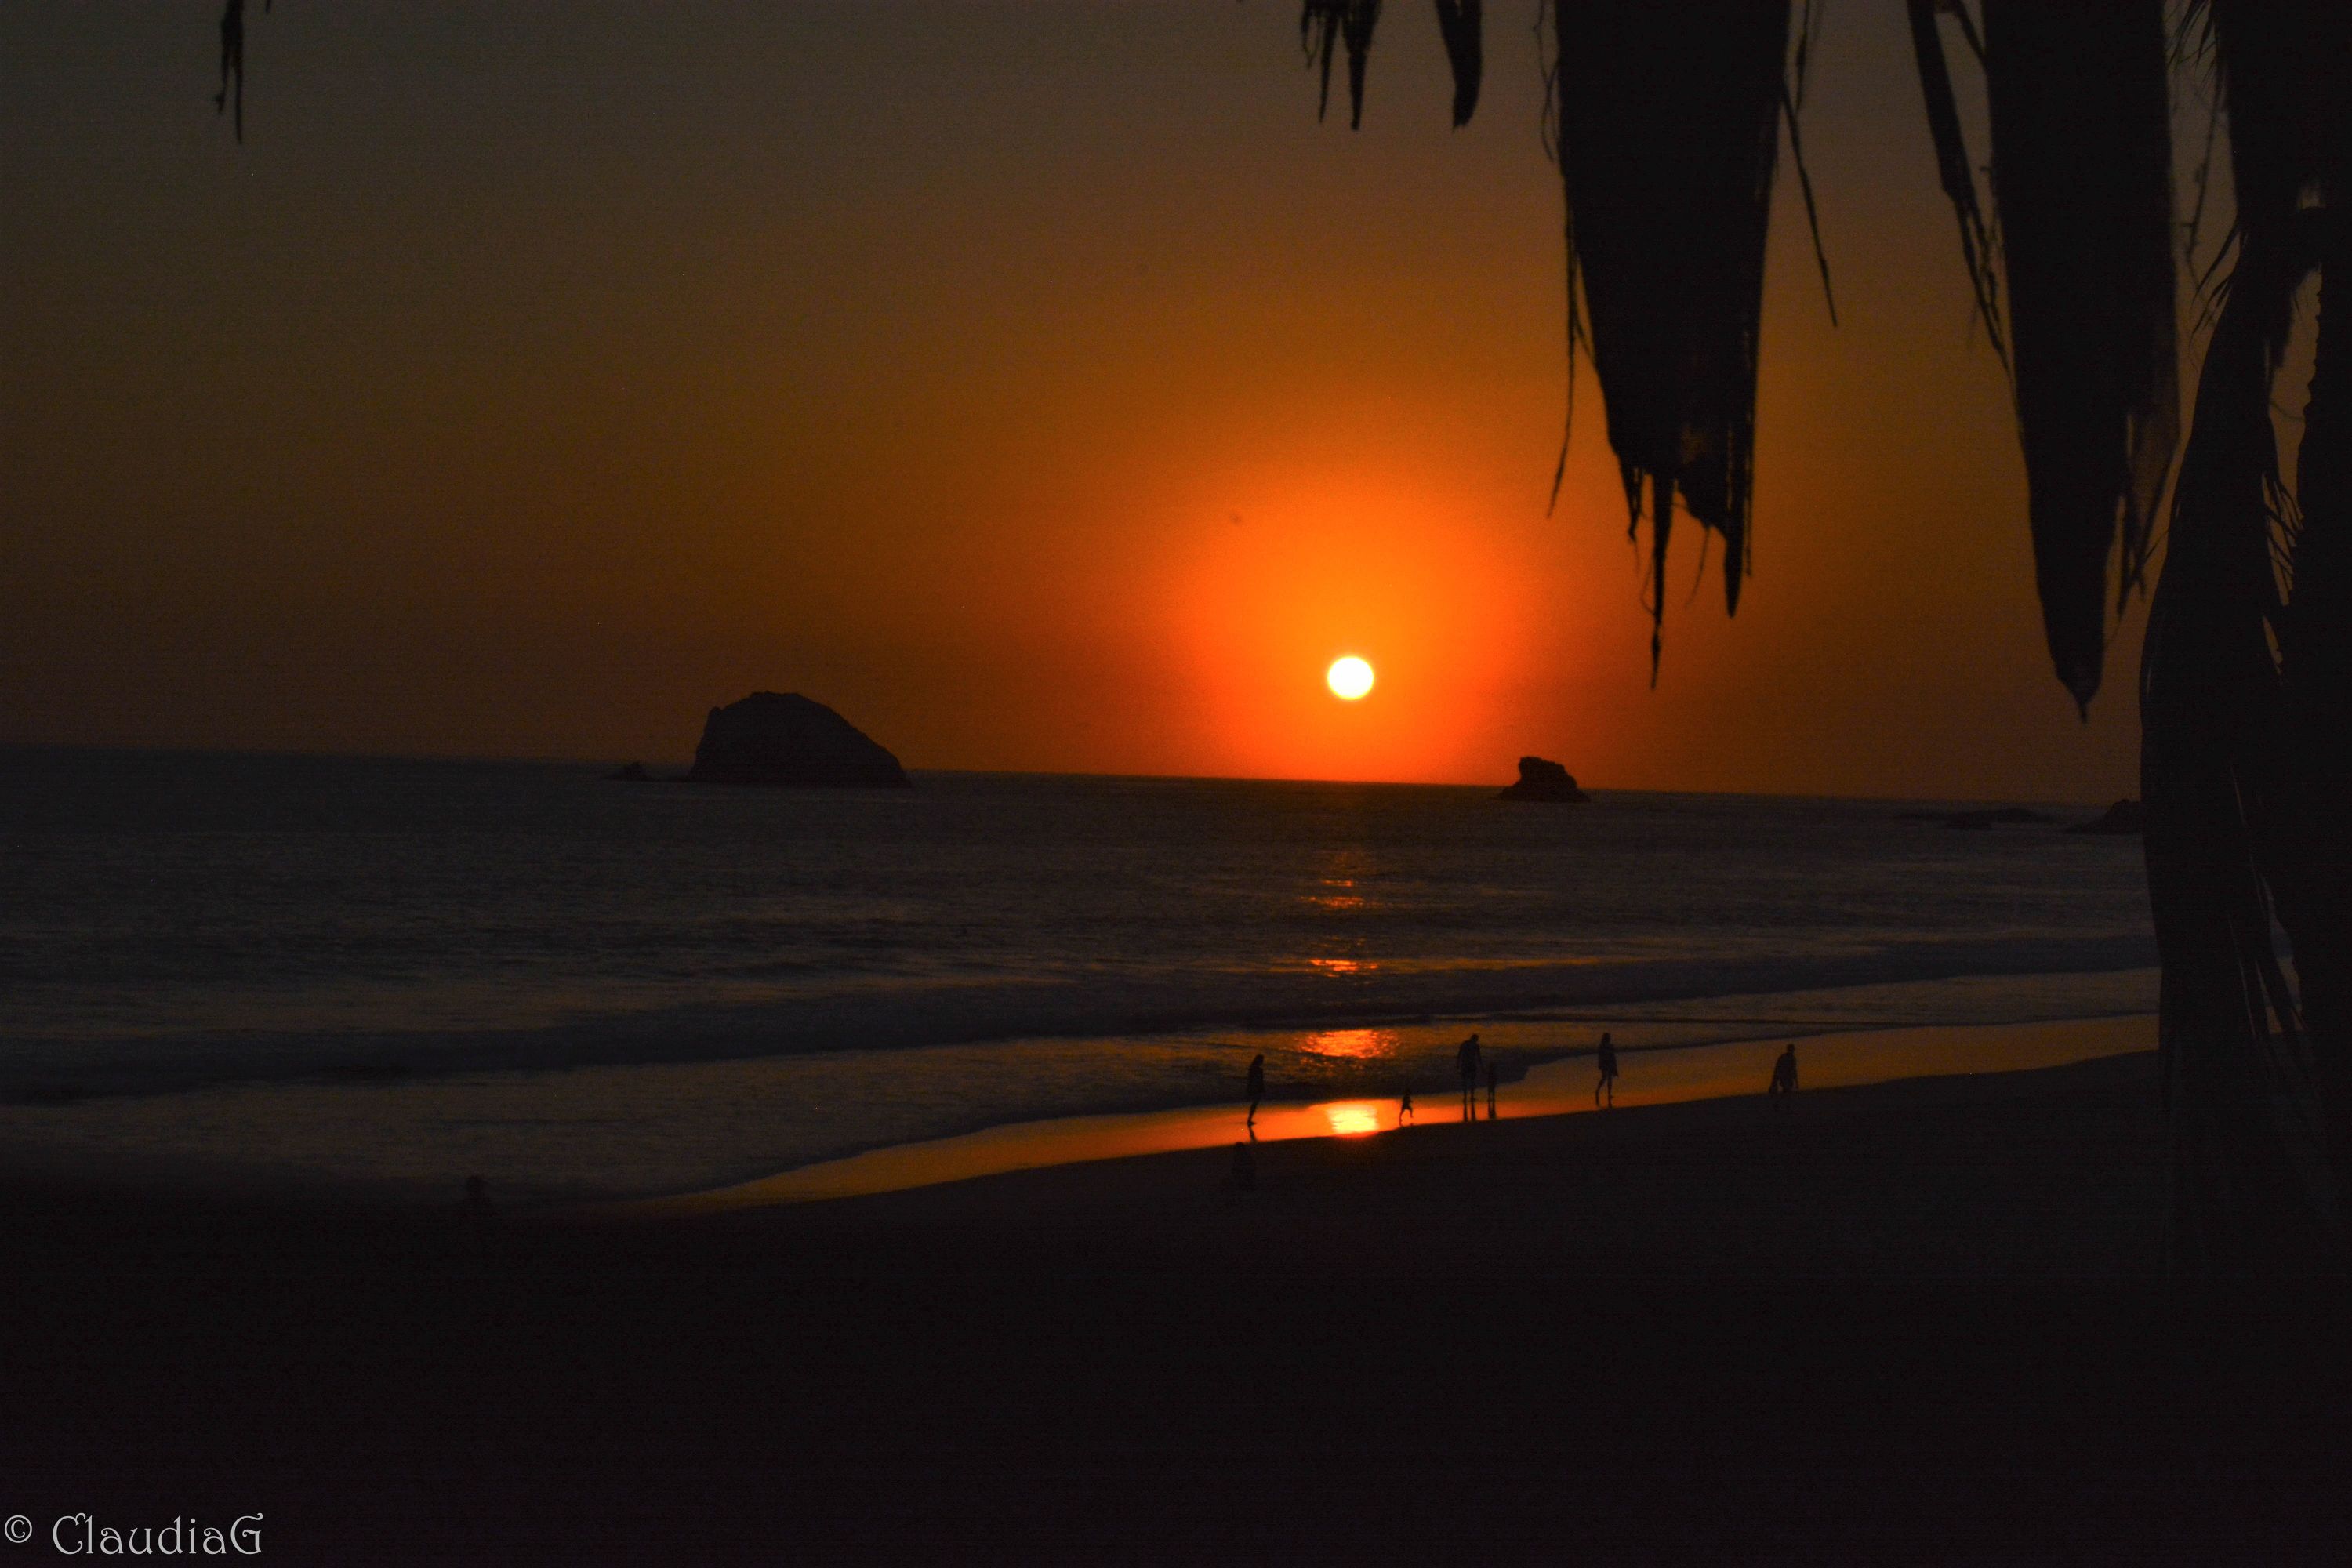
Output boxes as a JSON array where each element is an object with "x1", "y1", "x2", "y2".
[
  {"x1": 686, "y1": 693, "x2": 910, "y2": 788},
  {"x1": 1497, "y1": 757, "x2": 1589, "y2": 802}
]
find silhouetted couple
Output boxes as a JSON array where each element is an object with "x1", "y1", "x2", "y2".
[
  {"x1": 1456, "y1": 1033, "x2": 1483, "y2": 1120},
  {"x1": 1768, "y1": 1043, "x2": 1798, "y2": 1108},
  {"x1": 1595, "y1": 1032, "x2": 1617, "y2": 1108}
]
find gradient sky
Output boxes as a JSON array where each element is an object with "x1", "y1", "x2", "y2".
[{"x1": 3, "y1": 2, "x2": 2172, "y2": 799}]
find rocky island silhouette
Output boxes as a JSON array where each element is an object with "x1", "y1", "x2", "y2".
[{"x1": 685, "y1": 692, "x2": 911, "y2": 788}]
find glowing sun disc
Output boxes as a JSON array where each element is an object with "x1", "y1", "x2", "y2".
[{"x1": 1326, "y1": 656, "x2": 1375, "y2": 700}]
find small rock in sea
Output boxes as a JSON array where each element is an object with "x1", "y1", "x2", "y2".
[
  {"x1": 685, "y1": 692, "x2": 911, "y2": 788},
  {"x1": 1497, "y1": 756, "x2": 1590, "y2": 803},
  {"x1": 2066, "y1": 798, "x2": 2145, "y2": 836},
  {"x1": 1942, "y1": 807, "x2": 2055, "y2": 830},
  {"x1": 604, "y1": 761, "x2": 653, "y2": 782}
]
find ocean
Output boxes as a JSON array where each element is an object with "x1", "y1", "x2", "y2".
[{"x1": 0, "y1": 748, "x2": 2157, "y2": 1196}]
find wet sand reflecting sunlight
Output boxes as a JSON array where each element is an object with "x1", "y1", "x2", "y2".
[{"x1": 616, "y1": 1014, "x2": 2153, "y2": 1218}]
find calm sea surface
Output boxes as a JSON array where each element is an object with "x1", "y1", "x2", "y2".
[{"x1": 0, "y1": 749, "x2": 2158, "y2": 1192}]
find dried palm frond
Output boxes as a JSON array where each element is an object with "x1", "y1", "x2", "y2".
[
  {"x1": 214, "y1": 0, "x2": 273, "y2": 143},
  {"x1": 1733, "y1": 0, "x2": 1840, "y2": 334},
  {"x1": 1980, "y1": 1, "x2": 2179, "y2": 716},
  {"x1": 216, "y1": 0, "x2": 246, "y2": 142},
  {"x1": 1301, "y1": 2, "x2": 1485, "y2": 132},
  {"x1": 1904, "y1": 1, "x2": 2005, "y2": 363},
  {"x1": 1432, "y1": 1, "x2": 1483, "y2": 129},
  {"x1": 1780, "y1": 2, "x2": 1838, "y2": 329},
  {"x1": 1305, "y1": 2, "x2": 1799, "y2": 672},
  {"x1": 1301, "y1": 2, "x2": 1384, "y2": 130},
  {"x1": 1548, "y1": 1, "x2": 1791, "y2": 671},
  {"x1": 2194, "y1": 2, "x2": 2332, "y2": 245}
]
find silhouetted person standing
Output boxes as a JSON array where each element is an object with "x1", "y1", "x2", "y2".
[
  {"x1": 1595, "y1": 1032, "x2": 1618, "y2": 1108},
  {"x1": 1246, "y1": 1053, "x2": 1265, "y2": 1129},
  {"x1": 1457, "y1": 1033, "x2": 1483, "y2": 1119},
  {"x1": 1485, "y1": 1059, "x2": 1499, "y2": 1120},
  {"x1": 1769, "y1": 1042, "x2": 1798, "y2": 1108}
]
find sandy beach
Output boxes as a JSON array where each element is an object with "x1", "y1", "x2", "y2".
[{"x1": 8, "y1": 1040, "x2": 2346, "y2": 1564}]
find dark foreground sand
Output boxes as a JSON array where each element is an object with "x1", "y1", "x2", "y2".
[{"x1": 7, "y1": 1051, "x2": 2347, "y2": 1564}]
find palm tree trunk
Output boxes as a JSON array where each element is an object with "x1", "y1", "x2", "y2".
[
  {"x1": 2139, "y1": 215, "x2": 2340, "y2": 1274},
  {"x1": 2270, "y1": 202, "x2": 2352, "y2": 1203}
]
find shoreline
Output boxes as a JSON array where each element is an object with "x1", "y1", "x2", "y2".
[
  {"x1": 624, "y1": 1011, "x2": 2158, "y2": 1214},
  {"x1": 0, "y1": 992, "x2": 2159, "y2": 1205}
]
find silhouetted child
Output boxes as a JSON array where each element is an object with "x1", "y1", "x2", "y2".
[
  {"x1": 1486, "y1": 1059, "x2": 1499, "y2": 1119},
  {"x1": 1595, "y1": 1032, "x2": 1618, "y2": 1108},
  {"x1": 1769, "y1": 1042, "x2": 1798, "y2": 1108},
  {"x1": 1457, "y1": 1033, "x2": 1483, "y2": 1118},
  {"x1": 1399, "y1": 1089, "x2": 1414, "y2": 1126},
  {"x1": 1246, "y1": 1052, "x2": 1265, "y2": 1127}
]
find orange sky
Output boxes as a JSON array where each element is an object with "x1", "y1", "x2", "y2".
[{"x1": 2, "y1": 2, "x2": 2164, "y2": 800}]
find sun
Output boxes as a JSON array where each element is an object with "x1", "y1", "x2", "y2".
[{"x1": 1326, "y1": 655, "x2": 1375, "y2": 701}]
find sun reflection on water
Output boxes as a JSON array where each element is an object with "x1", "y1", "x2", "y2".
[
  {"x1": 1299, "y1": 1027, "x2": 1398, "y2": 1057},
  {"x1": 1323, "y1": 1101, "x2": 1384, "y2": 1136}
]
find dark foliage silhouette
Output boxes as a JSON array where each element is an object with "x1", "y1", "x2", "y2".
[
  {"x1": 1300, "y1": 0, "x2": 2346, "y2": 1271},
  {"x1": 212, "y1": 0, "x2": 269, "y2": 143}
]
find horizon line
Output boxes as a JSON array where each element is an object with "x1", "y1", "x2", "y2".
[{"x1": 0, "y1": 739, "x2": 2129, "y2": 811}]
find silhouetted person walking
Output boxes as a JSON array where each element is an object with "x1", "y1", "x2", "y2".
[
  {"x1": 1246, "y1": 1053, "x2": 1265, "y2": 1129},
  {"x1": 1457, "y1": 1033, "x2": 1483, "y2": 1119},
  {"x1": 1595, "y1": 1032, "x2": 1618, "y2": 1108},
  {"x1": 1769, "y1": 1042, "x2": 1798, "y2": 1108},
  {"x1": 1399, "y1": 1088, "x2": 1414, "y2": 1126}
]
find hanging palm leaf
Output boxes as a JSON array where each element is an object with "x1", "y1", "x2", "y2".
[
  {"x1": 216, "y1": 0, "x2": 247, "y2": 142},
  {"x1": 1301, "y1": 2, "x2": 1384, "y2": 130},
  {"x1": 1549, "y1": 2, "x2": 1791, "y2": 672},
  {"x1": 2199, "y1": 0, "x2": 2332, "y2": 244},
  {"x1": 1979, "y1": 1, "x2": 2180, "y2": 716},
  {"x1": 1432, "y1": 2, "x2": 1483, "y2": 129},
  {"x1": 1300, "y1": 3, "x2": 1484, "y2": 131},
  {"x1": 1903, "y1": 3, "x2": 2179, "y2": 713},
  {"x1": 1904, "y1": 2, "x2": 2005, "y2": 363}
]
